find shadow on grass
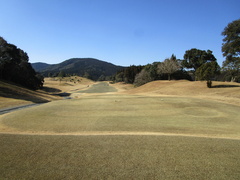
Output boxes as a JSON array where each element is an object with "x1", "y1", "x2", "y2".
[
  {"x1": 41, "y1": 86, "x2": 61, "y2": 93},
  {"x1": 41, "y1": 87, "x2": 71, "y2": 98},
  {"x1": 0, "y1": 86, "x2": 50, "y2": 103},
  {"x1": 212, "y1": 84, "x2": 240, "y2": 88},
  {"x1": 54, "y1": 92, "x2": 71, "y2": 97}
]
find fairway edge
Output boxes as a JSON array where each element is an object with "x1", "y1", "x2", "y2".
[{"x1": 0, "y1": 131, "x2": 239, "y2": 140}]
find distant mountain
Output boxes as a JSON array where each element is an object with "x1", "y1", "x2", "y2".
[
  {"x1": 31, "y1": 58, "x2": 124, "y2": 80},
  {"x1": 31, "y1": 62, "x2": 51, "y2": 72}
]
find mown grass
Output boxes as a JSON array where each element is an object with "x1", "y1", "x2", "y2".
[
  {"x1": 77, "y1": 82, "x2": 118, "y2": 93},
  {"x1": 1, "y1": 95, "x2": 240, "y2": 138},
  {"x1": 1, "y1": 134, "x2": 239, "y2": 180}
]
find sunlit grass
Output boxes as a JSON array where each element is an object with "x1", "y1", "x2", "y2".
[{"x1": 1, "y1": 95, "x2": 240, "y2": 138}]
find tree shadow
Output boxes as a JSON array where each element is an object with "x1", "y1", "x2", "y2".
[
  {"x1": 54, "y1": 92, "x2": 71, "y2": 97},
  {"x1": 41, "y1": 87, "x2": 71, "y2": 97},
  {"x1": 212, "y1": 84, "x2": 240, "y2": 88},
  {"x1": 41, "y1": 86, "x2": 61, "y2": 93},
  {"x1": 0, "y1": 86, "x2": 50, "y2": 103}
]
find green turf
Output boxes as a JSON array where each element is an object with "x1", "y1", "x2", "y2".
[
  {"x1": 0, "y1": 134, "x2": 239, "y2": 180},
  {"x1": 2, "y1": 95, "x2": 240, "y2": 138}
]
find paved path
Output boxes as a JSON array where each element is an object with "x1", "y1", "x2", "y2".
[{"x1": 0, "y1": 104, "x2": 42, "y2": 115}]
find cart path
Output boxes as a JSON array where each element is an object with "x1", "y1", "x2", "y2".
[{"x1": 0, "y1": 104, "x2": 43, "y2": 115}]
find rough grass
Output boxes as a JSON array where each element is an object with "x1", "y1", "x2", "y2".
[{"x1": 1, "y1": 134, "x2": 240, "y2": 180}]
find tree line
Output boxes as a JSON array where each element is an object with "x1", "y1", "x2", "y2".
[
  {"x1": 111, "y1": 19, "x2": 240, "y2": 88},
  {"x1": 0, "y1": 37, "x2": 43, "y2": 90},
  {"x1": 0, "y1": 19, "x2": 239, "y2": 89}
]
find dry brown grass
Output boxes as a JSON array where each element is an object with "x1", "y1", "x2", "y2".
[
  {"x1": 124, "y1": 80, "x2": 240, "y2": 106},
  {"x1": 1, "y1": 94, "x2": 240, "y2": 139},
  {"x1": 43, "y1": 76, "x2": 94, "y2": 93},
  {"x1": 1, "y1": 134, "x2": 240, "y2": 180},
  {"x1": 0, "y1": 76, "x2": 94, "y2": 109},
  {"x1": 0, "y1": 80, "x2": 60, "y2": 109},
  {"x1": 110, "y1": 82, "x2": 134, "y2": 92},
  {"x1": 1, "y1": 80, "x2": 240, "y2": 179}
]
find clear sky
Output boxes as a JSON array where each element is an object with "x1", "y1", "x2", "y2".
[{"x1": 0, "y1": 0, "x2": 239, "y2": 66}]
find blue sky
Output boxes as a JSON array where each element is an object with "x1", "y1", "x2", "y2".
[{"x1": 0, "y1": 0, "x2": 239, "y2": 66}]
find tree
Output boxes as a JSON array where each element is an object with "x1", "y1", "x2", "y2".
[
  {"x1": 182, "y1": 48, "x2": 217, "y2": 72},
  {"x1": 134, "y1": 69, "x2": 153, "y2": 87},
  {"x1": 124, "y1": 65, "x2": 143, "y2": 83},
  {"x1": 115, "y1": 71, "x2": 124, "y2": 82},
  {"x1": 144, "y1": 62, "x2": 161, "y2": 80},
  {"x1": 221, "y1": 19, "x2": 240, "y2": 82},
  {"x1": 0, "y1": 36, "x2": 42, "y2": 89},
  {"x1": 58, "y1": 71, "x2": 66, "y2": 78},
  {"x1": 158, "y1": 56, "x2": 181, "y2": 80},
  {"x1": 98, "y1": 74, "x2": 106, "y2": 81},
  {"x1": 195, "y1": 61, "x2": 220, "y2": 88},
  {"x1": 57, "y1": 71, "x2": 66, "y2": 83}
]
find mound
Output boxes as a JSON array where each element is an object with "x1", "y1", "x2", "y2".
[
  {"x1": 125, "y1": 80, "x2": 240, "y2": 106},
  {"x1": 43, "y1": 76, "x2": 94, "y2": 93}
]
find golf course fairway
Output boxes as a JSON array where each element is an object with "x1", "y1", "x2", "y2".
[{"x1": 0, "y1": 81, "x2": 240, "y2": 179}]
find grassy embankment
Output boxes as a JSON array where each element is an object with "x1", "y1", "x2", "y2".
[{"x1": 0, "y1": 76, "x2": 94, "y2": 109}]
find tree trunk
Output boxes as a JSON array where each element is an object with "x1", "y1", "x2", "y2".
[
  {"x1": 231, "y1": 76, "x2": 236, "y2": 82},
  {"x1": 207, "y1": 80, "x2": 212, "y2": 88}
]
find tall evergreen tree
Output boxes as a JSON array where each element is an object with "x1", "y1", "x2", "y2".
[
  {"x1": 221, "y1": 19, "x2": 240, "y2": 82},
  {"x1": 195, "y1": 61, "x2": 220, "y2": 88},
  {"x1": 182, "y1": 48, "x2": 217, "y2": 72}
]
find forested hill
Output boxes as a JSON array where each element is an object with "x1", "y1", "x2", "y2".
[
  {"x1": 31, "y1": 62, "x2": 50, "y2": 72},
  {"x1": 32, "y1": 58, "x2": 124, "y2": 80}
]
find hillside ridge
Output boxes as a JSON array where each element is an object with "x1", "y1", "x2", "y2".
[{"x1": 32, "y1": 58, "x2": 124, "y2": 80}]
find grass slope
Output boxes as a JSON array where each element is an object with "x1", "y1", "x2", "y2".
[
  {"x1": 43, "y1": 76, "x2": 94, "y2": 93},
  {"x1": 0, "y1": 80, "x2": 59, "y2": 109},
  {"x1": 0, "y1": 77, "x2": 94, "y2": 109},
  {"x1": 126, "y1": 80, "x2": 240, "y2": 106}
]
